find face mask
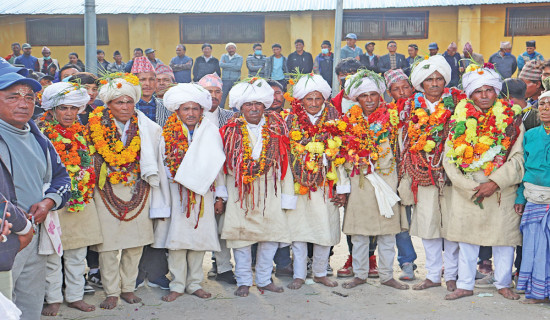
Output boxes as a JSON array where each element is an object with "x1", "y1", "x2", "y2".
[
  {"x1": 255, "y1": 50, "x2": 262, "y2": 55},
  {"x1": 43, "y1": 56, "x2": 51, "y2": 60},
  {"x1": 321, "y1": 48, "x2": 329, "y2": 55},
  {"x1": 62, "y1": 76, "x2": 71, "y2": 82},
  {"x1": 504, "y1": 52, "x2": 511, "y2": 56}
]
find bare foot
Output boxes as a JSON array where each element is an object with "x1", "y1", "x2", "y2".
[
  {"x1": 192, "y1": 288, "x2": 212, "y2": 299},
  {"x1": 120, "y1": 292, "x2": 142, "y2": 304},
  {"x1": 412, "y1": 279, "x2": 441, "y2": 290},
  {"x1": 258, "y1": 282, "x2": 284, "y2": 293},
  {"x1": 162, "y1": 291, "x2": 184, "y2": 302},
  {"x1": 234, "y1": 285, "x2": 250, "y2": 297},
  {"x1": 382, "y1": 278, "x2": 409, "y2": 290},
  {"x1": 498, "y1": 288, "x2": 520, "y2": 300},
  {"x1": 287, "y1": 278, "x2": 305, "y2": 290},
  {"x1": 521, "y1": 298, "x2": 550, "y2": 304},
  {"x1": 342, "y1": 277, "x2": 366, "y2": 289},
  {"x1": 314, "y1": 276, "x2": 338, "y2": 287},
  {"x1": 100, "y1": 296, "x2": 118, "y2": 309},
  {"x1": 446, "y1": 280, "x2": 457, "y2": 292},
  {"x1": 42, "y1": 303, "x2": 61, "y2": 316},
  {"x1": 68, "y1": 300, "x2": 95, "y2": 312},
  {"x1": 445, "y1": 288, "x2": 474, "y2": 300}
]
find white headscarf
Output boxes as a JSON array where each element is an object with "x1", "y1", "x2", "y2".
[
  {"x1": 163, "y1": 83, "x2": 212, "y2": 112},
  {"x1": 229, "y1": 79, "x2": 274, "y2": 111},
  {"x1": 293, "y1": 74, "x2": 332, "y2": 100},
  {"x1": 98, "y1": 78, "x2": 141, "y2": 105},
  {"x1": 462, "y1": 68, "x2": 502, "y2": 98},
  {"x1": 539, "y1": 90, "x2": 550, "y2": 101},
  {"x1": 410, "y1": 55, "x2": 451, "y2": 92},
  {"x1": 344, "y1": 74, "x2": 386, "y2": 102},
  {"x1": 41, "y1": 82, "x2": 90, "y2": 112}
]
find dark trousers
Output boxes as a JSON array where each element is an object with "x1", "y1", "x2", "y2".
[{"x1": 137, "y1": 245, "x2": 169, "y2": 282}]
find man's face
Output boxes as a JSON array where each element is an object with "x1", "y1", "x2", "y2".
[
  {"x1": 357, "y1": 92, "x2": 380, "y2": 115},
  {"x1": 202, "y1": 46, "x2": 212, "y2": 57},
  {"x1": 272, "y1": 47, "x2": 281, "y2": 56},
  {"x1": 501, "y1": 47, "x2": 512, "y2": 54},
  {"x1": 408, "y1": 47, "x2": 417, "y2": 57},
  {"x1": 346, "y1": 39, "x2": 356, "y2": 47},
  {"x1": 114, "y1": 54, "x2": 122, "y2": 63},
  {"x1": 421, "y1": 71, "x2": 446, "y2": 98},
  {"x1": 39, "y1": 79, "x2": 52, "y2": 88},
  {"x1": 447, "y1": 47, "x2": 457, "y2": 56},
  {"x1": 389, "y1": 79, "x2": 413, "y2": 101},
  {"x1": 107, "y1": 95, "x2": 135, "y2": 123},
  {"x1": 205, "y1": 86, "x2": 222, "y2": 110},
  {"x1": 60, "y1": 68, "x2": 79, "y2": 80},
  {"x1": 387, "y1": 43, "x2": 397, "y2": 53},
  {"x1": 23, "y1": 47, "x2": 32, "y2": 56},
  {"x1": 321, "y1": 44, "x2": 331, "y2": 52},
  {"x1": 429, "y1": 49, "x2": 438, "y2": 56},
  {"x1": 176, "y1": 102, "x2": 203, "y2": 130},
  {"x1": 69, "y1": 54, "x2": 78, "y2": 64},
  {"x1": 523, "y1": 79, "x2": 541, "y2": 99},
  {"x1": 253, "y1": 45, "x2": 262, "y2": 53},
  {"x1": 97, "y1": 52, "x2": 105, "y2": 61},
  {"x1": 156, "y1": 74, "x2": 173, "y2": 98},
  {"x1": 295, "y1": 42, "x2": 304, "y2": 52},
  {"x1": 542, "y1": 66, "x2": 550, "y2": 82},
  {"x1": 526, "y1": 46, "x2": 535, "y2": 55},
  {"x1": 176, "y1": 46, "x2": 185, "y2": 57},
  {"x1": 53, "y1": 105, "x2": 80, "y2": 128},
  {"x1": 241, "y1": 101, "x2": 264, "y2": 125},
  {"x1": 85, "y1": 84, "x2": 98, "y2": 105},
  {"x1": 138, "y1": 72, "x2": 157, "y2": 98},
  {"x1": 134, "y1": 50, "x2": 143, "y2": 58},
  {"x1": 302, "y1": 91, "x2": 324, "y2": 115},
  {"x1": 0, "y1": 84, "x2": 35, "y2": 129},
  {"x1": 42, "y1": 50, "x2": 51, "y2": 58},
  {"x1": 12, "y1": 44, "x2": 20, "y2": 55},
  {"x1": 471, "y1": 85, "x2": 497, "y2": 111},
  {"x1": 269, "y1": 85, "x2": 283, "y2": 111},
  {"x1": 539, "y1": 97, "x2": 550, "y2": 123},
  {"x1": 226, "y1": 45, "x2": 236, "y2": 56},
  {"x1": 366, "y1": 44, "x2": 375, "y2": 53},
  {"x1": 463, "y1": 51, "x2": 472, "y2": 58},
  {"x1": 146, "y1": 52, "x2": 155, "y2": 60}
]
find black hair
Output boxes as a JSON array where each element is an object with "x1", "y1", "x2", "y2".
[
  {"x1": 501, "y1": 78, "x2": 527, "y2": 100},
  {"x1": 321, "y1": 40, "x2": 331, "y2": 47},
  {"x1": 97, "y1": 49, "x2": 105, "y2": 54},
  {"x1": 267, "y1": 80, "x2": 284, "y2": 90},
  {"x1": 178, "y1": 44, "x2": 187, "y2": 51},
  {"x1": 11, "y1": 42, "x2": 20, "y2": 48},
  {"x1": 335, "y1": 58, "x2": 363, "y2": 75},
  {"x1": 387, "y1": 40, "x2": 397, "y2": 46},
  {"x1": 134, "y1": 48, "x2": 143, "y2": 53},
  {"x1": 113, "y1": 50, "x2": 121, "y2": 56},
  {"x1": 253, "y1": 43, "x2": 262, "y2": 49},
  {"x1": 60, "y1": 64, "x2": 81, "y2": 73},
  {"x1": 69, "y1": 52, "x2": 79, "y2": 58},
  {"x1": 408, "y1": 44, "x2": 418, "y2": 50},
  {"x1": 272, "y1": 43, "x2": 282, "y2": 49},
  {"x1": 295, "y1": 39, "x2": 304, "y2": 45},
  {"x1": 70, "y1": 72, "x2": 100, "y2": 86},
  {"x1": 202, "y1": 43, "x2": 213, "y2": 50}
]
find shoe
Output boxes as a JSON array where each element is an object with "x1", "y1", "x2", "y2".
[
  {"x1": 216, "y1": 270, "x2": 237, "y2": 284},
  {"x1": 399, "y1": 262, "x2": 415, "y2": 281},
  {"x1": 148, "y1": 275, "x2": 170, "y2": 290},
  {"x1": 337, "y1": 255, "x2": 354, "y2": 278},
  {"x1": 306, "y1": 258, "x2": 313, "y2": 278},
  {"x1": 208, "y1": 262, "x2": 217, "y2": 278},
  {"x1": 474, "y1": 272, "x2": 496, "y2": 288},
  {"x1": 475, "y1": 270, "x2": 486, "y2": 280},
  {"x1": 478, "y1": 260, "x2": 493, "y2": 275},
  {"x1": 135, "y1": 277, "x2": 145, "y2": 289},
  {"x1": 326, "y1": 259, "x2": 334, "y2": 277},
  {"x1": 83, "y1": 277, "x2": 95, "y2": 295},
  {"x1": 368, "y1": 255, "x2": 379, "y2": 278},
  {"x1": 275, "y1": 263, "x2": 294, "y2": 277},
  {"x1": 88, "y1": 270, "x2": 102, "y2": 288}
]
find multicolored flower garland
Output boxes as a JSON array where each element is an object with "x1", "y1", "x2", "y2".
[
  {"x1": 446, "y1": 99, "x2": 522, "y2": 175},
  {"x1": 39, "y1": 114, "x2": 95, "y2": 212},
  {"x1": 240, "y1": 116, "x2": 270, "y2": 185}
]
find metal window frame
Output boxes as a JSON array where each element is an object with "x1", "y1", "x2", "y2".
[
  {"x1": 343, "y1": 11, "x2": 429, "y2": 40},
  {"x1": 179, "y1": 14, "x2": 265, "y2": 44},
  {"x1": 26, "y1": 17, "x2": 109, "y2": 46},
  {"x1": 505, "y1": 6, "x2": 550, "y2": 37}
]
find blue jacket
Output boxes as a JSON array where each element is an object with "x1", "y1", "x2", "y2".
[
  {"x1": 378, "y1": 53, "x2": 410, "y2": 75},
  {"x1": 219, "y1": 53, "x2": 243, "y2": 81},
  {"x1": 517, "y1": 51, "x2": 544, "y2": 71},
  {"x1": 442, "y1": 52, "x2": 461, "y2": 87},
  {"x1": 264, "y1": 55, "x2": 288, "y2": 80}
]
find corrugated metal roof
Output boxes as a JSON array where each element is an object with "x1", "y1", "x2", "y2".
[{"x1": 1, "y1": 0, "x2": 548, "y2": 15}]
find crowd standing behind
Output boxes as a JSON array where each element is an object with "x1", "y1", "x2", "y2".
[{"x1": 0, "y1": 35, "x2": 550, "y2": 319}]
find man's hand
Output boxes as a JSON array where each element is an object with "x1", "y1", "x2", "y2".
[
  {"x1": 28, "y1": 198, "x2": 55, "y2": 224},
  {"x1": 331, "y1": 194, "x2": 348, "y2": 207},
  {"x1": 473, "y1": 181, "x2": 499, "y2": 200},
  {"x1": 514, "y1": 204, "x2": 525, "y2": 216},
  {"x1": 1, "y1": 213, "x2": 12, "y2": 237},
  {"x1": 18, "y1": 228, "x2": 33, "y2": 251},
  {"x1": 214, "y1": 198, "x2": 225, "y2": 215}
]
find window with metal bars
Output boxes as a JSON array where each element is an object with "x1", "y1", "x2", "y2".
[
  {"x1": 26, "y1": 17, "x2": 109, "y2": 46},
  {"x1": 505, "y1": 6, "x2": 550, "y2": 36},
  {"x1": 343, "y1": 11, "x2": 429, "y2": 40},
  {"x1": 180, "y1": 15, "x2": 265, "y2": 44}
]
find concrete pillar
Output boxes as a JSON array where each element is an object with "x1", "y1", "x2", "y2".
[
  {"x1": 457, "y1": 6, "x2": 481, "y2": 53},
  {"x1": 289, "y1": 13, "x2": 313, "y2": 58}
]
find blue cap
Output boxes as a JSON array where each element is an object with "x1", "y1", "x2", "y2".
[
  {"x1": 428, "y1": 42, "x2": 438, "y2": 50},
  {"x1": 0, "y1": 57, "x2": 28, "y2": 77},
  {"x1": 345, "y1": 33, "x2": 357, "y2": 40},
  {"x1": 0, "y1": 72, "x2": 42, "y2": 92}
]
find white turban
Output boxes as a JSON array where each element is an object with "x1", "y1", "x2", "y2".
[
  {"x1": 98, "y1": 78, "x2": 141, "y2": 105},
  {"x1": 41, "y1": 82, "x2": 90, "y2": 112},
  {"x1": 539, "y1": 90, "x2": 550, "y2": 101},
  {"x1": 229, "y1": 79, "x2": 274, "y2": 111},
  {"x1": 344, "y1": 75, "x2": 386, "y2": 102},
  {"x1": 410, "y1": 55, "x2": 451, "y2": 92},
  {"x1": 293, "y1": 74, "x2": 332, "y2": 100},
  {"x1": 462, "y1": 68, "x2": 502, "y2": 98},
  {"x1": 163, "y1": 83, "x2": 212, "y2": 112}
]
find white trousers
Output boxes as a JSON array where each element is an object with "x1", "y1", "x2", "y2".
[
  {"x1": 234, "y1": 242, "x2": 278, "y2": 287},
  {"x1": 168, "y1": 249, "x2": 205, "y2": 294},
  {"x1": 422, "y1": 238, "x2": 459, "y2": 283},
  {"x1": 292, "y1": 242, "x2": 330, "y2": 280},
  {"x1": 214, "y1": 215, "x2": 233, "y2": 274},
  {"x1": 99, "y1": 246, "x2": 144, "y2": 296},
  {"x1": 45, "y1": 247, "x2": 88, "y2": 304},
  {"x1": 457, "y1": 242, "x2": 514, "y2": 290},
  {"x1": 352, "y1": 234, "x2": 395, "y2": 282}
]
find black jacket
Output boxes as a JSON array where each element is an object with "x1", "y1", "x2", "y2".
[
  {"x1": 192, "y1": 56, "x2": 221, "y2": 82},
  {"x1": 378, "y1": 53, "x2": 410, "y2": 75},
  {"x1": 287, "y1": 51, "x2": 313, "y2": 74},
  {"x1": 359, "y1": 54, "x2": 380, "y2": 74}
]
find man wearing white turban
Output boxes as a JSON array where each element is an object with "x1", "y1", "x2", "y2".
[
  {"x1": 285, "y1": 74, "x2": 340, "y2": 290},
  {"x1": 153, "y1": 83, "x2": 227, "y2": 302},
  {"x1": 333, "y1": 70, "x2": 409, "y2": 291},
  {"x1": 88, "y1": 73, "x2": 171, "y2": 310},
  {"x1": 221, "y1": 78, "x2": 296, "y2": 297},
  {"x1": 443, "y1": 64, "x2": 524, "y2": 301},
  {"x1": 398, "y1": 55, "x2": 462, "y2": 293},
  {"x1": 39, "y1": 82, "x2": 103, "y2": 316}
]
